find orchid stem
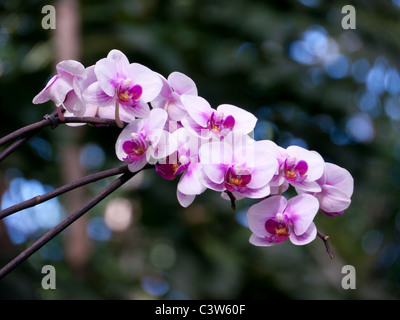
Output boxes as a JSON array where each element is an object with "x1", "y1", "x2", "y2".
[
  {"x1": 226, "y1": 191, "x2": 236, "y2": 210},
  {"x1": 278, "y1": 184, "x2": 283, "y2": 196},
  {"x1": 0, "y1": 113, "x2": 127, "y2": 163},
  {"x1": 317, "y1": 230, "x2": 334, "y2": 259},
  {"x1": 57, "y1": 105, "x2": 66, "y2": 122},
  {"x1": 115, "y1": 101, "x2": 124, "y2": 128}
]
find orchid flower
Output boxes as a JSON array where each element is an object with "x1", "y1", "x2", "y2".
[
  {"x1": 115, "y1": 108, "x2": 174, "y2": 172},
  {"x1": 151, "y1": 72, "x2": 198, "y2": 121},
  {"x1": 260, "y1": 140, "x2": 325, "y2": 194},
  {"x1": 199, "y1": 133, "x2": 278, "y2": 200},
  {"x1": 180, "y1": 95, "x2": 257, "y2": 140},
  {"x1": 33, "y1": 60, "x2": 89, "y2": 117},
  {"x1": 246, "y1": 194, "x2": 319, "y2": 246},
  {"x1": 83, "y1": 49, "x2": 162, "y2": 127},
  {"x1": 63, "y1": 66, "x2": 135, "y2": 126},
  {"x1": 155, "y1": 127, "x2": 206, "y2": 207}
]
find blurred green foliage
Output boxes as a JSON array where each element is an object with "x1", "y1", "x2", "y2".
[{"x1": 1, "y1": 0, "x2": 400, "y2": 300}]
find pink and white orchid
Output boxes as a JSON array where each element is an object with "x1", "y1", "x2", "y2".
[
  {"x1": 155, "y1": 127, "x2": 206, "y2": 207},
  {"x1": 151, "y1": 72, "x2": 198, "y2": 121},
  {"x1": 83, "y1": 49, "x2": 162, "y2": 126},
  {"x1": 246, "y1": 194, "x2": 319, "y2": 246},
  {"x1": 199, "y1": 133, "x2": 278, "y2": 200},
  {"x1": 33, "y1": 60, "x2": 91, "y2": 117},
  {"x1": 181, "y1": 95, "x2": 257, "y2": 140},
  {"x1": 260, "y1": 140, "x2": 325, "y2": 194},
  {"x1": 115, "y1": 108, "x2": 173, "y2": 172}
]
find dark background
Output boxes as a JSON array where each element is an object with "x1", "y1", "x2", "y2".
[{"x1": 0, "y1": 0, "x2": 400, "y2": 299}]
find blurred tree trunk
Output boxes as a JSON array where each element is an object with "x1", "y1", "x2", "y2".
[{"x1": 53, "y1": 0, "x2": 91, "y2": 274}]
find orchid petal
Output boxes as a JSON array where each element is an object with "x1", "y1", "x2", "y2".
[
  {"x1": 246, "y1": 141, "x2": 279, "y2": 188},
  {"x1": 178, "y1": 163, "x2": 206, "y2": 195},
  {"x1": 56, "y1": 60, "x2": 86, "y2": 78},
  {"x1": 240, "y1": 184, "x2": 271, "y2": 199},
  {"x1": 177, "y1": 190, "x2": 196, "y2": 208},
  {"x1": 198, "y1": 174, "x2": 226, "y2": 192},
  {"x1": 200, "y1": 141, "x2": 233, "y2": 184},
  {"x1": 107, "y1": 49, "x2": 130, "y2": 66},
  {"x1": 33, "y1": 75, "x2": 73, "y2": 106},
  {"x1": 199, "y1": 140, "x2": 233, "y2": 166},
  {"x1": 127, "y1": 156, "x2": 147, "y2": 173},
  {"x1": 316, "y1": 184, "x2": 352, "y2": 213},
  {"x1": 293, "y1": 180, "x2": 322, "y2": 193},
  {"x1": 165, "y1": 98, "x2": 187, "y2": 121},
  {"x1": 168, "y1": 72, "x2": 198, "y2": 96},
  {"x1": 181, "y1": 95, "x2": 212, "y2": 128},
  {"x1": 217, "y1": 104, "x2": 257, "y2": 134},
  {"x1": 289, "y1": 222, "x2": 317, "y2": 245},
  {"x1": 284, "y1": 194, "x2": 319, "y2": 236},
  {"x1": 94, "y1": 57, "x2": 120, "y2": 97},
  {"x1": 143, "y1": 108, "x2": 168, "y2": 133},
  {"x1": 289, "y1": 222, "x2": 317, "y2": 246},
  {"x1": 249, "y1": 234, "x2": 277, "y2": 247},
  {"x1": 83, "y1": 82, "x2": 115, "y2": 107},
  {"x1": 324, "y1": 163, "x2": 354, "y2": 197},
  {"x1": 181, "y1": 115, "x2": 209, "y2": 139},
  {"x1": 63, "y1": 90, "x2": 86, "y2": 117},
  {"x1": 246, "y1": 196, "x2": 288, "y2": 238},
  {"x1": 126, "y1": 63, "x2": 162, "y2": 102},
  {"x1": 149, "y1": 130, "x2": 177, "y2": 159},
  {"x1": 121, "y1": 101, "x2": 150, "y2": 118}
]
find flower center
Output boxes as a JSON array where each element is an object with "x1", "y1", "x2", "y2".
[
  {"x1": 283, "y1": 158, "x2": 308, "y2": 182},
  {"x1": 264, "y1": 213, "x2": 290, "y2": 243},
  {"x1": 118, "y1": 92, "x2": 130, "y2": 102},
  {"x1": 116, "y1": 79, "x2": 143, "y2": 106},
  {"x1": 122, "y1": 133, "x2": 147, "y2": 164},
  {"x1": 207, "y1": 112, "x2": 235, "y2": 136},
  {"x1": 155, "y1": 152, "x2": 189, "y2": 180},
  {"x1": 224, "y1": 165, "x2": 251, "y2": 192}
]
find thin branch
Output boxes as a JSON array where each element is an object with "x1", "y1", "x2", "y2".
[
  {"x1": 226, "y1": 191, "x2": 236, "y2": 210},
  {"x1": 317, "y1": 230, "x2": 334, "y2": 259},
  {"x1": 0, "y1": 114, "x2": 126, "y2": 148},
  {"x1": 0, "y1": 113, "x2": 127, "y2": 164},
  {"x1": 0, "y1": 110, "x2": 58, "y2": 148},
  {"x1": 0, "y1": 164, "x2": 132, "y2": 220},
  {"x1": 0, "y1": 134, "x2": 37, "y2": 163},
  {"x1": 0, "y1": 167, "x2": 146, "y2": 280}
]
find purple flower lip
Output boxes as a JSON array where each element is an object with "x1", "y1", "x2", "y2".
[
  {"x1": 207, "y1": 112, "x2": 235, "y2": 134},
  {"x1": 264, "y1": 216, "x2": 290, "y2": 243},
  {"x1": 155, "y1": 163, "x2": 180, "y2": 180},
  {"x1": 223, "y1": 165, "x2": 251, "y2": 192},
  {"x1": 122, "y1": 133, "x2": 147, "y2": 163},
  {"x1": 116, "y1": 82, "x2": 143, "y2": 106},
  {"x1": 155, "y1": 153, "x2": 189, "y2": 180},
  {"x1": 284, "y1": 159, "x2": 308, "y2": 182}
]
